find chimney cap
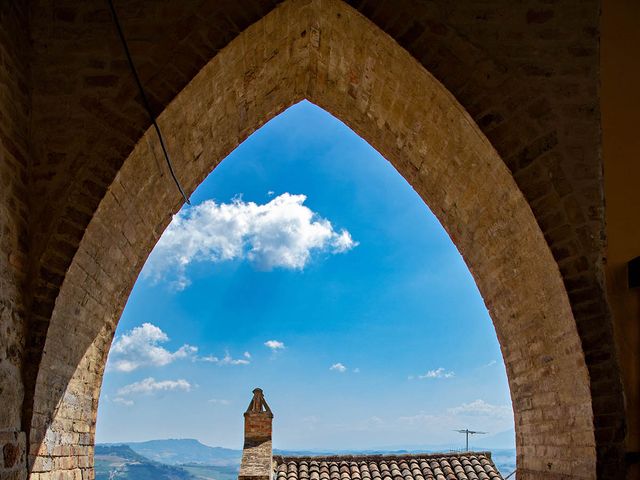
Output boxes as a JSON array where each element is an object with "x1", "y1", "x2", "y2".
[{"x1": 246, "y1": 387, "x2": 272, "y2": 414}]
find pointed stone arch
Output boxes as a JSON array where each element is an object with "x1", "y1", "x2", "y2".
[{"x1": 27, "y1": 1, "x2": 595, "y2": 478}]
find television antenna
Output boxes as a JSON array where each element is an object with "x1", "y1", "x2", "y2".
[{"x1": 454, "y1": 429, "x2": 488, "y2": 451}]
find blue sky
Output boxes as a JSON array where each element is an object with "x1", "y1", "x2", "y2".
[{"x1": 96, "y1": 101, "x2": 513, "y2": 451}]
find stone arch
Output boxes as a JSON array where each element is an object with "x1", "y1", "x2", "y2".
[{"x1": 28, "y1": 1, "x2": 595, "y2": 479}]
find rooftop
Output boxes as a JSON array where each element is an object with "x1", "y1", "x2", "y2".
[
  {"x1": 273, "y1": 452, "x2": 503, "y2": 480},
  {"x1": 238, "y1": 389, "x2": 505, "y2": 480}
]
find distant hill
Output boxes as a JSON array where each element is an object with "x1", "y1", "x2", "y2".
[
  {"x1": 122, "y1": 439, "x2": 241, "y2": 466},
  {"x1": 95, "y1": 444, "x2": 196, "y2": 480},
  {"x1": 115, "y1": 439, "x2": 444, "y2": 466},
  {"x1": 95, "y1": 444, "x2": 149, "y2": 463}
]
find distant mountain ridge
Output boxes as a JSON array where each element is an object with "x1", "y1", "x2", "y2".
[
  {"x1": 97, "y1": 435, "x2": 515, "y2": 474},
  {"x1": 100, "y1": 429, "x2": 514, "y2": 465},
  {"x1": 119, "y1": 438, "x2": 240, "y2": 466}
]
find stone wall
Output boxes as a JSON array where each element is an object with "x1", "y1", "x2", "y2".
[
  {"x1": 19, "y1": 5, "x2": 626, "y2": 477},
  {"x1": 25, "y1": 1, "x2": 596, "y2": 478},
  {"x1": 0, "y1": 0, "x2": 632, "y2": 478},
  {"x1": 0, "y1": 2, "x2": 30, "y2": 479},
  {"x1": 244, "y1": 414, "x2": 273, "y2": 443}
]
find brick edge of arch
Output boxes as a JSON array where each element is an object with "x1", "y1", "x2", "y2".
[{"x1": 27, "y1": 1, "x2": 595, "y2": 478}]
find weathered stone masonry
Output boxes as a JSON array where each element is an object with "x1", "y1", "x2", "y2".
[
  {"x1": 26, "y1": 1, "x2": 597, "y2": 479},
  {"x1": 0, "y1": 0, "x2": 636, "y2": 479},
  {"x1": 239, "y1": 389, "x2": 273, "y2": 480},
  {"x1": 0, "y1": 2, "x2": 30, "y2": 479}
]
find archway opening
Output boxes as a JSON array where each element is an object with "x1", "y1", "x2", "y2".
[
  {"x1": 95, "y1": 100, "x2": 516, "y2": 477},
  {"x1": 26, "y1": 2, "x2": 594, "y2": 479}
]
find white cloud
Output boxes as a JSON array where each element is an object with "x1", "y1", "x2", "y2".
[
  {"x1": 113, "y1": 397, "x2": 134, "y2": 406},
  {"x1": 447, "y1": 399, "x2": 512, "y2": 419},
  {"x1": 107, "y1": 323, "x2": 197, "y2": 372},
  {"x1": 365, "y1": 416, "x2": 384, "y2": 427},
  {"x1": 107, "y1": 323, "x2": 249, "y2": 372},
  {"x1": 264, "y1": 340, "x2": 285, "y2": 351},
  {"x1": 483, "y1": 360, "x2": 497, "y2": 367},
  {"x1": 398, "y1": 412, "x2": 438, "y2": 425},
  {"x1": 330, "y1": 362, "x2": 347, "y2": 373},
  {"x1": 398, "y1": 399, "x2": 513, "y2": 431},
  {"x1": 331, "y1": 230, "x2": 357, "y2": 253},
  {"x1": 117, "y1": 377, "x2": 192, "y2": 396},
  {"x1": 208, "y1": 398, "x2": 231, "y2": 405},
  {"x1": 398, "y1": 400, "x2": 513, "y2": 435},
  {"x1": 201, "y1": 351, "x2": 250, "y2": 365},
  {"x1": 417, "y1": 367, "x2": 455, "y2": 379},
  {"x1": 143, "y1": 193, "x2": 358, "y2": 289}
]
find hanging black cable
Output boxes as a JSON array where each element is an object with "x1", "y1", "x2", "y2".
[{"x1": 107, "y1": 0, "x2": 190, "y2": 205}]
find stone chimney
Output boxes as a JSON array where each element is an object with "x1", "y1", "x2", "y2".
[{"x1": 239, "y1": 388, "x2": 273, "y2": 480}]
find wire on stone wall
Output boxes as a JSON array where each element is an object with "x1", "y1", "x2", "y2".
[{"x1": 106, "y1": 0, "x2": 191, "y2": 205}]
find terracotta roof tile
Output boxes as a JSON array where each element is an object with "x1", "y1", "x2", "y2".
[{"x1": 272, "y1": 453, "x2": 503, "y2": 480}]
